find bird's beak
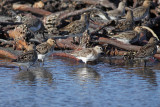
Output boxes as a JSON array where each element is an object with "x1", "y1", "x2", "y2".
[{"x1": 89, "y1": 17, "x2": 95, "y2": 23}]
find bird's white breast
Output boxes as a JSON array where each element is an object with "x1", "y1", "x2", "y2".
[
  {"x1": 116, "y1": 38, "x2": 130, "y2": 44},
  {"x1": 38, "y1": 54, "x2": 45, "y2": 60}
]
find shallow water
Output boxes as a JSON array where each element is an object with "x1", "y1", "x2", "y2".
[{"x1": 0, "y1": 56, "x2": 160, "y2": 107}]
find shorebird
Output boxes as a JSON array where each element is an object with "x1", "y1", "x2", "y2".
[
  {"x1": 109, "y1": 26, "x2": 142, "y2": 44},
  {"x1": 114, "y1": 9, "x2": 135, "y2": 32},
  {"x1": 23, "y1": 16, "x2": 44, "y2": 36},
  {"x1": 132, "y1": 0, "x2": 152, "y2": 21},
  {"x1": 43, "y1": 11, "x2": 65, "y2": 34},
  {"x1": 89, "y1": 8, "x2": 110, "y2": 22},
  {"x1": 135, "y1": 37, "x2": 159, "y2": 66},
  {"x1": 80, "y1": 30, "x2": 91, "y2": 48},
  {"x1": 16, "y1": 14, "x2": 44, "y2": 34},
  {"x1": 12, "y1": 50, "x2": 38, "y2": 71},
  {"x1": 106, "y1": 1, "x2": 126, "y2": 20},
  {"x1": 71, "y1": 46, "x2": 103, "y2": 64},
  {"x1": 59, "y1": 13, "x2": 90, "y2": 43},
  {"x1": 13, "y1": 24, "x2": 30, "y2": 41},
  {"x1": 36, "y1": 38, "x2": 55, "y2": 64},
  {"x1": 14, "y1": 14, "x2": 45, "y2": 41}
]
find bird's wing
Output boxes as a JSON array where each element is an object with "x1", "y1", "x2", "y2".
[
  {"x1": 107, "y1": 9, "x2": 121, "y2": 17},
  {"x1": 60, "y1": 21, "x2": 80, "y2": 32},
  {"x1": 36, "y1": 43, "x2": 50, "y2": 54},
  {"x1": 136, "y1": 44, "x2": 157, "y2": 58},
  {"x1": 12, "y1": 51, "x2": 35, "y2": 63},
  {"x1": 133, "y1": 6, "x2": 147, "y2": 18},
  {"x1": 72, "y1": 48, "x2": 93, "y2": 57},
  {"x1": 111, "y1": 31, "x2": 136, "y2": 39}
]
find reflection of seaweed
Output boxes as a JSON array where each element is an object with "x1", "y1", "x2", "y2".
[
  {"x1": 102, "y1": 57, "x2": 157, "y2": 86},
  {"x1": 133, "y1": 67, "x2": 157, "y2": 86},
  {"x1": 15, "y1": 67, "x2": 53, "y2": 84},
  {"x1": 103, "y1": 56, "x2": 157, "y2": 68},
  {"x1": 71, "y1": 67, "x2": 100, "y2": 81}
]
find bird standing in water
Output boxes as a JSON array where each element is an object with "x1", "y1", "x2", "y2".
[
  {"x1": 71, "y1": 46, "x2": 103, "y2": 64},
  {"x1": 12, "y1": 49, "x2": 38, "y2": 71},
  {"x1": 36, "y1": 38, "x2": 55, "y2": 65}
]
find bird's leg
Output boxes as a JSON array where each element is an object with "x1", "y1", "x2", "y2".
[
  {"x1": 42, "y1": 31, "x2": 45, "y2": 40},
  {"x1": 26, "y1": 68, "x2": 29, "y2": 71},
  {"x1": 28, "y1": 28, "x2": 36, "y2": 36},
  {"x1": 38, "y1": 60, "x2": 41, "y2": 66},
  {"x1": 78, "y1": 37, "x2": 81, "y2": 45},
  {"x1": 37, "y1": 59, "x2": 43, "y2": 66},
  {"x1": 84, "y1": 60, "x2": 88, "y2": 66},
  {"x1": 72, "y1": 37, "x2": 76, "y2": 44},
  {"x1": 144, "y1": 60, "x2": 147, "y2": 68},
  {"x1": 19, "y1": 66, "x2": 22, "y2": 71},
  {"x1": 42, "y1": 60, "x2": 44, "y2": 66},
  {"x1": 84, "y1": 62, "x2": 87, "y2": 67},
  {"x1": 144, "y1": 13, "x2": 150, "y2": 21},
  {"x1": 26, "y1": 64, "x2": 31, "y2": 71}
]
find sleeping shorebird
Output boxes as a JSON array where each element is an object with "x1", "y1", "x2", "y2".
[
  {"x1": 114, "y1": 9, "x2": 135, "y2": 32},
  {"x1": 106, "y1": 1, "x2": 126, "y2": 20},
  {"x1": 109, "y1": 26, "x2": 142, "y2": 44},
  {"x1": 89, "y1": 8, "x2": 110, "y2": 22},
  {"x1": 12, "y1": 50, "x2": 38, "y2": 71},
  {"x1": 132, "y1": 0, "x2": 152, "y2": 21},
  {"x1": 24, "y1": 16, "x2": 45, "y2": 40},
  {"x1": 135, "y1": 37, "x2": 159, "y2": 66},
  {"x1": 71, "y1": 46, "x2": 103, "y2": 64},
  {"x1": 36, "y1": 38, "x2": 55, "y2": 64},
  {"x1": 16, "y1": 14, "x2": 44, "y2": 35},
  {"x1": 14, "y1": 14, "x2": 45, "y2": 42}
]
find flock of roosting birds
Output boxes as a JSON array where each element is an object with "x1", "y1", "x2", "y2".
[{"x1": 2, "y1": 0, "x2": 160, "y2": 70}]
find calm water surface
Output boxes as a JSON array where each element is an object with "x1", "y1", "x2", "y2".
[{"x1": 0, "y1": 56, "x2": 160, "y2": 107}]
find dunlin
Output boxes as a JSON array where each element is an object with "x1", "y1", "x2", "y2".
[
  {"x1": 114, "y1": 9, "x2": 135, "y2": 32},
  {"x1": 90, "y1": 8, "x2": 110, "y2": 21},
  {"x1": 133, "y1": 0, "x2": 152, "y2": 21},
  {"x1": 12, "y1": 50, "x2": 38, "y2": 70},
  {"x1": 106, "y1": 1, "x2": 126, "y2": 20},
  {"x1": 60, "y1": 13, "x2": 90, "y2": 40},
  {"x1": 60, "y1": 13, "x2": 89, "y2": 34},
  {"x1": 23, "y1": 16, "x2": 44, "y2": 35},
  {"x1": 135, "y1": 37, "x2": 158, "y2": 66},
  {"x1": 43, "y1": 12, "x2": 60, "y2": 34},
  {"x1": 16, "y1": 14, "x2": 44, "y2": 35},
  {"x1": 14, "y1": 14, "x2": 45, "y2": 41},
  {"x1": 36, "y1": 38, "x2": 55, "y2": 63},
  {"x1": 110, "y1": 26, "x2": 142, "y2": 44},
  {"x1": 71, "y1": 46, "x2": 103, "y2": 64},
  {"x1": 135, "y1": 37, "x2": 158, "y2": 59}
]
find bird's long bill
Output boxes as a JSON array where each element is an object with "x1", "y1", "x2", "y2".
[{"x1": 89, "y1": 17, "x2": 95, "y2": 23}]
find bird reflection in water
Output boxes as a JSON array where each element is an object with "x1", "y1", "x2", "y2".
[
  {"x1": 71, "y1": 67, "x2": 100, "y2": 82},
  {"x1": 14, "y1": 67, "x2": 53, "y2": 84}
]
